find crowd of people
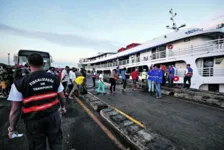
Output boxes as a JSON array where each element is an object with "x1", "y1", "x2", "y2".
[
  {"x1": 3, "y1": 53, "x2": 193, "y2": 150},
  {"x1": 91, "y1": 63, "x2": 193, "y2": 99}
]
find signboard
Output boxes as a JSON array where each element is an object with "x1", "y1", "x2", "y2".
[{"x1": 185, "y1": 28, "x2": 203, "y2": 35}]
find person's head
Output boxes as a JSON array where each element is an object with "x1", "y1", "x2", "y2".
[
  {"x1": 49, "y1": 67, "x2": 53, "y2": 71},
  {"x1": 102, "y1": 71, "x2": 104, "y2": 74},
  {"x1": 187, "y1": 64, "x2": 190, "y2": 68},
  {"x1": 135, "y1": 68, "x2": 138, "y2": 72},
  {"x1": 123, "y1": 67, "x2": 126, "y2": 71},
  {"x1": 154, "y1": 65, "x2": 159, "y2": 70},
  {"x1": 143, "y1": 69, "x2": 146, "y2": 72},
  {"x1": 28, "y1": 53, "x2": 44, "y2": 72},
  {"x1": 169, "y1": 65, "x2": 171, "y2": 69},
  {"x1": 93, "y1": 68, "x2": 95, "y2": 71},
  {"x1": 65, "y1": 66, "x2": 70, "y2": 72},
  {"x1": 72, "y1": 67, "x2": 76, "y2": 72}
]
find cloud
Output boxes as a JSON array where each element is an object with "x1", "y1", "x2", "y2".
[{"x1": 0, "y1": 24, "x2": 121, "y2": 51}]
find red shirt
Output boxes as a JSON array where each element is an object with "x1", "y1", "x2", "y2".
[{"x1": 132, "y1": 71, "x2": 137, "y2": 80}]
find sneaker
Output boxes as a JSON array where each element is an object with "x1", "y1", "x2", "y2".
[{"x1": 156, "y1": 96, "x2": 162, "y2": 99}]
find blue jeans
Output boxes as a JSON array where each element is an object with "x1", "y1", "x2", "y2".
[
  {"x1": 97, "y1": 81, "x2": 105, "y2": 93},
  {"x1": 148, "y1": 80, "x2": 154, "y2": 92},
  {"x1": 155, "y1": 83, "x2": 162, "y2": 97}
]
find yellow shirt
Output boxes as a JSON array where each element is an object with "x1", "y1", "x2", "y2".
[
  {"x1": 75, "y1": 76, "x2": 85, "y2": 85},
  {"x1": 1, "y1": 81, "x2": 6, "y2": 89}
]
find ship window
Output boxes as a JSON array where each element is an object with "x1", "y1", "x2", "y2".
[
  {"x1": 215, "y1": 57, "x2": 223, "y2": 64},
  {"x1": 184, "y1": 38, "x2": 191, "y2": 42},
  {"x1": 157, "y1": 46, "x2": 166, "y2": 51}
]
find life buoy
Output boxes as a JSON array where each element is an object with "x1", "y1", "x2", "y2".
[
  {"x1": 173, "y1": 76, "x2": 179, "y2": 82},
  {"x1": 168, "y1": 44, "x2": 173, "y2": 50}
]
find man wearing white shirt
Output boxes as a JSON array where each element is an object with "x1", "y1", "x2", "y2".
[{"x1": 61, "y1": 66, "x2": 72, "y2": 96}]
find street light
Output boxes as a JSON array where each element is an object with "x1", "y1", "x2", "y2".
[{"x1": 8, "y1": 53, "x2": 10, "y2": 65}]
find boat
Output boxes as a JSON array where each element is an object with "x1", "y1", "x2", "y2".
[{"x1": 79, "y1": 9, "x2": 224, "y2": 92}]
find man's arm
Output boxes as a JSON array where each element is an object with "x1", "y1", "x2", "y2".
[
  {"x1": 9, "y1": 102, "x2": 22, "y2": 131},
  {"x1": 7, "y1": 83, "x2": 23, "y2": 138},
  {"x1": 58, "y1": 92, "x2": 66, "y2": 108}
]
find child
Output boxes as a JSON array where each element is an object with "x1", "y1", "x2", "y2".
[{"x1": 97, "y1": 71, "x2": 106, "y2": 94}]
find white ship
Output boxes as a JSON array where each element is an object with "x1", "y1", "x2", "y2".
[{"x1": 79, "y1": 10, "x2": 224, "y2": 92}]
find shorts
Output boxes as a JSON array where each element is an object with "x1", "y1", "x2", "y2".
[{"x1": 133, "y1": 80, "x2": 136, "y2": 84}]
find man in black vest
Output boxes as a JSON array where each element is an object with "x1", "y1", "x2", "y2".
[{"x1": 7, "y1": 53, "x2": 66, "y2": 150}]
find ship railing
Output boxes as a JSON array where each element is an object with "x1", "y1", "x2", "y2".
[
  {"x1": 169, "y1": 38, "x2": 224, "y2": 58},
  {"x1": 151, "y1": 50, "x2": 166, "y2": 60},
  {"x1": 118, "y1": 59, "x2": 129, "y2": 66},
  {"x1": 129, "y1": 57, "x2": 141, "y2": 64},
  {"x1": 198, "y1": 67, "x2": 224, "y2": 77}
]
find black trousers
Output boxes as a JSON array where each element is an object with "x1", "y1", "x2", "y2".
[
  {"x1": 25, "y1": 111, "x2": 63, "y2": 150},
  {"x1": 169, "y1": 78, "x2": 174, "y2": 87},
  {"x1": 62, "y1": 82, "x2": 67, "y2": 93},
  {"x1": 110, "y1": 78, "x2": 116, "y2": 92},
  {"x1": 92, "y1": 78, "x2": 96, "y2": 87},
  {"x1": 122, "y1": 79, "x2": 126, "y2": 89},
  {"x1": 184, "y1": 76, "x2": 191, "y2": 88}
]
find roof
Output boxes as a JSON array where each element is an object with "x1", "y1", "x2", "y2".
[
  {"x1": 83, "y1": 28, "x2": 224, "y2": 64},
  {"x1": 85, "y1": 52, "x2": 116, "y2": 59}
]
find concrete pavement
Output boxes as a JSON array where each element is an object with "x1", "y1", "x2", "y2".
[{"x1": 88, "y1": 78, "x2": 224, "y2": 150}]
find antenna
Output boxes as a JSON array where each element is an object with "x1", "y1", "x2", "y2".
[{"x1": 166, "y1": 9, "x2": 186, "y2": 32}]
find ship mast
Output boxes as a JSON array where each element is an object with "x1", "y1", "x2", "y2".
[{"x1": 166, "y1": 9, "x2": 186, "y2": 32}]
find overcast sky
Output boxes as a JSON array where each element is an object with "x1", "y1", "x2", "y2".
[{"x1": 0, "y1": 0, "x2": 223, "y2": 67}]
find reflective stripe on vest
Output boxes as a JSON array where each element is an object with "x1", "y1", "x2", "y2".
[
  {"x1": 23, "y1": 92, "x2": 57, "y2": 104},
  {"x1": 22, "y1": 99, "x2": 59, "y2": 114}
]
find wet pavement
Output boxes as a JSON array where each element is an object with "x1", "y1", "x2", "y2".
[
  {"x1": 0, "y1": 96, "x2": 120, "y2": 150},
  {"x1": 88, "y1": 78, "x2": 224, "y2": 150}
]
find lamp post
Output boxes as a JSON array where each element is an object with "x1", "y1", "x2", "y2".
[{"x1": 8, "y1": 53, "x2": 10, "y2": 65}]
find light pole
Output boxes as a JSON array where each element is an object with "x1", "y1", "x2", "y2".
[{"x1": 8, "y1": 53, "x2": 10, "y2": 65}]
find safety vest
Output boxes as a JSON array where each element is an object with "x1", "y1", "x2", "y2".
[
  {"x1": 14, "y1": 70, "x2": 60, "y2": 120},
  {"x1": 154, "y1": 69, "x2": 163, "y2": 84},
  {"x1": 147, "y1": 70, "x2": 153, "y2": 81},
  {"x1": 92, "y1": 71, "x2": 96, "y2": 78},
  {"x1": 142, "y1": 72, "x2": 147, "y2": 79},
  {"x1": 169, "y1": 67, "x2": 175, "y2": 79},
  {"x1": 187, "y1": 67, "x2": 193, "y2": 77}
]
